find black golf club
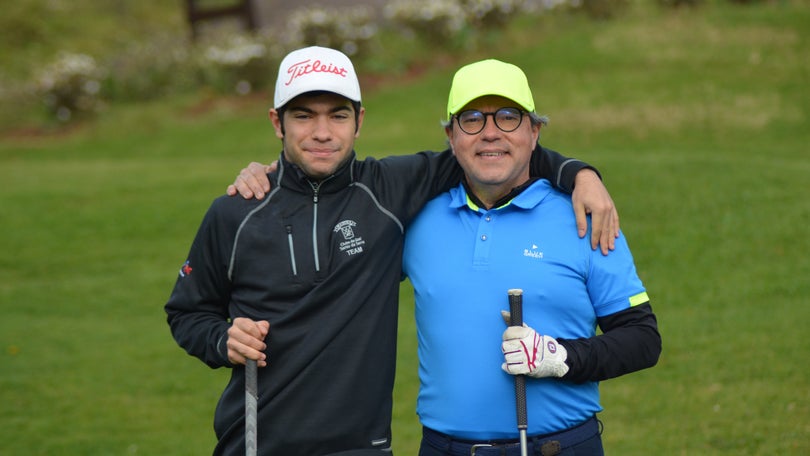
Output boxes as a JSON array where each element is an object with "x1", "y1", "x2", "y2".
[{"x1": 508, "y1": 288, "x2": 528, "y2": 456}]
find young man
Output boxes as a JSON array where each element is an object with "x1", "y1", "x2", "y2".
[
  {"x1": 167, "y1": 46, "x2": 616, "y2": 455},
  {"x1": 402, "y1": 59, "x2": 661, "y2": 455}
]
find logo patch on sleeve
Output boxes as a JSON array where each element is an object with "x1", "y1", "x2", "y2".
[{"x1": 178, "y1": 260, "x2": 193, "y2": 277}]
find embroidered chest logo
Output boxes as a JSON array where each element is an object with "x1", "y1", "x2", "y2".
[
  {"x1": 334, "y1": 220, "x2": 366, "y2": 256},
  {"x1": 523, "y1": 244, "x2": 544, "y2": 259}
]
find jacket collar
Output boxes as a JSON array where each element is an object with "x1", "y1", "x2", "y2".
[{"x1": 276, "y1": 150, "x2": 357, "y2": 194}]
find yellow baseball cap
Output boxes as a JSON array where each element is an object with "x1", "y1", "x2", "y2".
[{"x1": 446, "y1": 59, "x2": 535, "y2": 119}]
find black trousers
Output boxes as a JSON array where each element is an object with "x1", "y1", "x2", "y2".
[{"x1": 418, "y1": 416, "x2": 603, "y2": 456}]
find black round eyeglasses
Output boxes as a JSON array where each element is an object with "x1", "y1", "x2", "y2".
[{"x1": 453, "y1": 107, "x2": 525, "y2": 135}]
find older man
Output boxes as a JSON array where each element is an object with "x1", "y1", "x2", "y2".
[{"x1": 402, "y1": 59, "x2": 661, "y2": 455}]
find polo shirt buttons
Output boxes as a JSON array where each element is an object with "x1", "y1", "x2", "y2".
[
  {"x1": 481, "y1": 214, "x2": 491, "y2": 240},
  {"x1": 473, "y1": 212, "x2": 493, "y2": 265}
]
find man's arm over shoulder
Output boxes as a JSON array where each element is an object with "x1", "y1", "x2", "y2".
[
  {"x1": 530, "y1": 144, "x2": 600, "y2": 194},
  {"x1": 530, "y1": 144, "x2": 619, "y2": 253},
  {"x1": 365, "y1": 149, "x2": 464, "y2": 221}
]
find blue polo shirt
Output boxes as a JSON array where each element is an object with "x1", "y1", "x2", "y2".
[{"x1": 402, "y1": 179, "x2": 647, "y2": 439}]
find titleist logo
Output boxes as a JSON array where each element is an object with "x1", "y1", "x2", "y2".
[{"x1": 284, "y1": 59, "x2": 349, "y2": 86}]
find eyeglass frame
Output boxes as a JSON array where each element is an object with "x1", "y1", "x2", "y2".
[{"x1": 452, "y1": 107, "x2": 527, "y2": 135}]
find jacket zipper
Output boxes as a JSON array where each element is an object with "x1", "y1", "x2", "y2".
[
  {"x1": 309, "y1": 181, "x2": 321, "y2": 272},
  {"x1": 285, "y1": 225, "x2": 297, "y2": 276}
]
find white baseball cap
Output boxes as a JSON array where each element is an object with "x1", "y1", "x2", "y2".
[{"x1": 273, "y1": 46, "x2": 362, "y2": 109}]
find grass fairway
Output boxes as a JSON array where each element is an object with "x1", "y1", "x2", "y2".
[{"x1": 1, "y1": 2, "x2": 809, "y2": 455}]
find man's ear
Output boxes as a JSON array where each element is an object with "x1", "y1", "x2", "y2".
[
  {"x1": 531, "y1": 122, "x2": 541, "y2": 144},
  {"x1": 269, "y1": 109, "x2": 284, "y2": 139},
  {"x1": 445, "y1": 127, "x2": 455, "y2": 155},
  {"x1": 354, "y1": 106, "x2": 366, "y2": 138}
]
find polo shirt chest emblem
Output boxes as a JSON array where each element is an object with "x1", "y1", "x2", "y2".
[{"x1": 523, "y1": 244, "x2": 544, "y2": 259}]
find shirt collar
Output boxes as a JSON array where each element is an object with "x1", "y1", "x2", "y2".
[{"x1": 449, "y1": 178, "x2": 553, "y2": 212}]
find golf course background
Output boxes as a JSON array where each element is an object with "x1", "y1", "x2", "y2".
[{"x1": 1, "y1": 1, "x2": 808, "y2": 454}]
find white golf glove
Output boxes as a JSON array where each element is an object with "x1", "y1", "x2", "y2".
[{"x1": 501, "y1": 317, "x2": 569, "y2": 378}]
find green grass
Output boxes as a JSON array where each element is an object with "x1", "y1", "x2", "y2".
[
  {"x1": 0, "y1": 0, "x2": 184, "y2": 79},
  {"x1": 2, "y1": 1, "x2": 809, "y2": 454}
]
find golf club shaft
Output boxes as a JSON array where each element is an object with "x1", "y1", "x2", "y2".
[
  {"x1": 245, "y1": 359, "x2": 258, "y2": 456},
  {"x1": 508, "y1": 288, "x2": 529, "y2": 456}
]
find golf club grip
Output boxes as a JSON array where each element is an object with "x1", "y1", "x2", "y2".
[
  {"x1": 245, "y1": 359, "x2": 258, "y2": 456},
  {"x1": 507, "y1": 289, "x2": 528, "y2": 431},
  {"x1": 508, "y1": 289, "x2": 524, "y2": 326}
]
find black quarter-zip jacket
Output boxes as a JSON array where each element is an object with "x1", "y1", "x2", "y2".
[{"x1": 165, "y1": 146, "x2": 589, "y2": 455}]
